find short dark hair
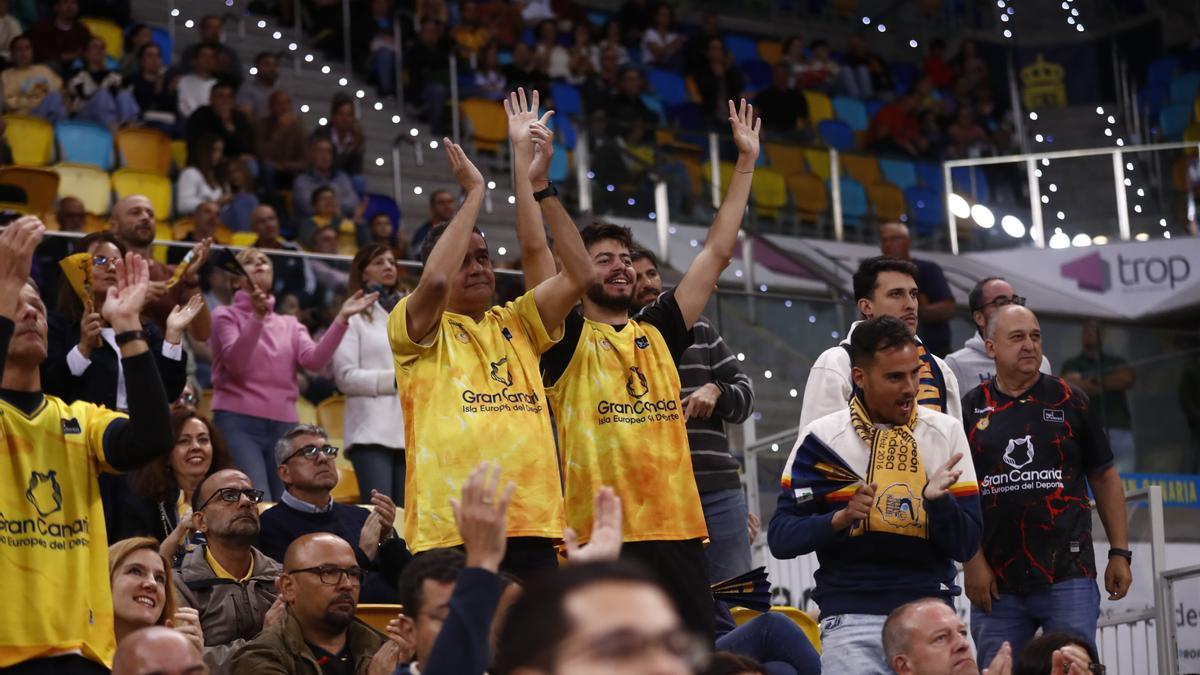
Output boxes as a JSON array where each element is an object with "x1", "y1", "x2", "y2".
[
  {"x1": 136, "y1": 42, "x2": 160, "y2": 61},
  {"x1": 580, "y1": 221, "x2": 633, "y2": 251},
  {"x1": 701, "y1": 652, "x2": 768, "y2": 675},
  {"x1": 968, "y1": 276, "x2": 1007, "y2": 312},
  {"x1": 254, "y1": 51, "x2": 277, "y2": 65},
  {"x1": 848, "y1": 315, "x2": 918, "y2": 369},
  {"x1": 629, "y1": 246, "x2": 658, "y2": 269},
  {"x1": 428, "y1": 189, "x2": 451, "y2": 207},
  {"x1": 418, "y1": 222, "x2": 485, "y2": 263},
  {"x1": 397, "y1": 549, "x2": 465, "y2": 618},
  {"x1": 310, "y1": 185, "x2": 335, "y2": 207},
  {"x1": 1015, "y1": 632, "x2": 1100, "y2": 675},
  {"x1": 852, "y1": 256, "x2": 918, "y2": 303},
  {"x1": 492, "y1": 561, "x2": 665, "y2": 675}
]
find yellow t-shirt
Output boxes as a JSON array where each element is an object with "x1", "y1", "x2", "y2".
[
  {"x1": 388, "y1": 290, "x2": 565, "y2": 552},
  {"x1": 0, "y1": 395, "x2": 126, "y2": 669},
  {"x1": 544, "y1": 296, "x2": 708, "y2": 544}
]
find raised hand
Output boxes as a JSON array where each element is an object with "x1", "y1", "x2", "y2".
[
  {"x1": 564, "y1": 486, "x2": 623, "y2": 563},
  {"x1": 369, "y1": 490, "x2": 398, "y2": 530},
  {"x1": 504, "y1": 87, "x2": 551, "y2": 149},
  {"x1": 444, "y1": 138, "x2": 485, "y2": 192},
  {"x1": 358, "y1": 510, "x2": 384, "y2": 562},
  {"x1": 528, "y1": 121, "x2": 556, "y2": 185},
  {"x1": 183, "y1": 238, "x2": 212, "y2": 283},
  {"x1": 982, "y1": 641, "x2": 1012, "y2": 675},
  {"x1": 727, "y1": 98, "x2": 761, "y2": 162},
  {"x1": 337, "y1": 289, "x2": 381, "y2": 323},
  {"x1": 166, "y1": 607, "x2": 205, "y2": 655},
  {"x1": 831, "y1": 482, "x2": 876, "y2": 532},
  {"x1": 368, "y1": 619, "x2": 416, "y2": 675},
  {"x1": 450, "y1": 462, "x2": 515, "y2": 573},
  {"x1": 77, "y1": 312, "x2": 103, "y2": 359},
  {"x1": 923, "y1": 452, "x2": 964, "y2": 501},
  {"x1": 101, "y1": 253, "x2": 150, "y2": 333},
  {"x1": 165, "y1": 294, "x2": 205, "y2": 344},
  {"x1": 0, "y1": 216, "x2": 46, "y2": 312}
]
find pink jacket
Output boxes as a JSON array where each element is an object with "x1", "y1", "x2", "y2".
[{"x1": 209, "y1": 290, "x2": 348, "y2": 422}]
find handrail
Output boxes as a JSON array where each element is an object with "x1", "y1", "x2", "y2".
[{"x1": 941, "y1": 140, "x2": 1200, "y2": 168}]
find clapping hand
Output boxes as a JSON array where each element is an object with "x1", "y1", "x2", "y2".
[
  {"x1": 982, "y1": 641, "x2": 1012, "y2": 675},
  {"x1": 101, "y1": 253, "x2": 151, "y2": 333},
  {"x1": 564, "y1": 486, "x2": 623, "y2": 563},
  {"x1": 0, "y1": 216, "x2": 46, "y2": 314},
  {"x1": 368, "y1": 615, "x2": 416, "y2": 675},
  {"x1": 337, "y1": 289, "x2": 381, "y2": 323},
  {"x1": 923, "y1": 452, "x2": 964, "y2": 501},
  {"x1": 528, "y1": 121, "x2": 556, "y2": 186},
  {"x1": 444, "y1": 139, "x2": 485, "y2": 193},
  {"x1": 165, "y1": 294, "x2": 205, "y2": 345},
  {"x1": 450, "y1": 462, "x2": 515, "y2": 572},
  {"x1": 165, "y1": 607, "x2": 204, "y2": 655}
]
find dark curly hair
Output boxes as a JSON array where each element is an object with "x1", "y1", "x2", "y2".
[{"x1": 131, "y1": 410, "x2": 235, "y2": 503}]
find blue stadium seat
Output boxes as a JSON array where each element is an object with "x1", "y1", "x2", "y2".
[
  {"x1": 363, "y1": 193, "x2": 400, "y2": 232},
  {"x1": 865, "y1": 99, "x2": 885, "y2": 119},
  {"x1": 667, "y1": 102, "x2": 704, "y2": 131},
  {"x1": 741, "y1": 59, "x2": 773, "y2": 91},
  {"x1": 1170, "y1": 73, "x2": 1200, "y2": 103},
  {"x1": 56, "y1": 120, "x2": 113, "y2": 170},
  {"x1": 817, "y1": 119, "x2": 855, "y2": 151},
  {"x1": 891, "y1": 62, "x2": 918, "y2": 95},
  {"x1": 831, "y1": 96, "x2": 869, "y2": 131},
  {"x1": 548, "y1": 142, "x2": 570, "y2": 182},
  {"x1": 587, "y1": 10, "x2": 611, "y2": 25},
  {"x1": 915, "y1": 162, "x2": 944, "y2": 191},
  {"x1": 551, "y1": 82, "x2": 582, "y2": 116},
  {"x1": 830, "y1": 177, "x2": 869, "y2": 225},
  {"x1": 646, "y1": 68, "x2": 688, "y2": 105},
  {"x1": 1159, "y1": 101, "x2": 1192, "y2": 140},
  {"x1": 879, "y1": 158, "x2": 918, "y2": 191},
  {"x1": 151, "y1": 26, "x2": 172, "y2": 65},
  {"x1": 1146, "y1": 56, "x2": 1178, "y2": 87},
  {"x1": 1140, "y1": 82, "x2": 1169, "y2": 118},
  {"x1": 548, "y1": 114, "x2": 577, "y2": 150},
  {"x1": 905, "y1": 186, "x2": 943, "y2": 236},
  {"x1": 951, "y1": 166, "x2": 990, "y2": 203},
  {"x1": 640, "y1": 93, "x2": 667, "y2": 124},
  {"x1": 724, "y1": 35, "x2": 760, "y2": 65}
]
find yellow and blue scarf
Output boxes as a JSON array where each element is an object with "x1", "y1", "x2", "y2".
[{"x1": 848, "y1": 395, "x2": 929, "y2": 540}]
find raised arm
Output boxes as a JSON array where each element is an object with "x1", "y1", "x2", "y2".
[
  {"x1": 0, "y1": 218, "x2": 46, "y2": 378},
  {"x1": 404, "y1": 141, "x2": 486, "y2": 343},
  {"x1": 505, "y1": 88, "x2": 557, "y2": 286},
  {"x1": 674, "y1": 99, "x2": 760, "y2": 329}
]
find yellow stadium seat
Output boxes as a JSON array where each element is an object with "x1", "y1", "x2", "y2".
[
  {"x1": 4, "y1": 114, "x2": 55, "y2": 166},
  {"x1": 764, "y1": 142, "x2": 807, "y2": 176},
  {"x1": 1185, "y1": 123, "x2": 1200, "y2": 143},
  {"x1": 730, "y1": 606, "x2": 821, "y2": 653},
  {"x1": 111, "y1": 168, "x2": 172, "y2": 220},
  {"x1": 198, "y1": 388, "x2": 214, "y2": 419},
  {"x1": 256, "y1": 501, "x2": 275, "y2": 515},
  {"x1": 356, "y1": 605, "x2": 403, "y2": 633},
  {"x1": 53, "y1": 163, "x2": 112, "y2": 215},
  {"x1": 316, "y1": 394, "x2": 346, "y2": 448},
  {"x1": 679, "y1": 155, "x2": 706, "y2": 200},
  {"x1": 332, "y1": 466, "x2": 360, "y2": 504},
  {"x1": 757, "y1": 39, "x2": 783, "y2": 65},
  {"x1": 841, "y1": 154, "x2": 881, "y2": 186},
  {"x1": 803, "y1": 148, "x2": 832, "y2": 181},
  {"x1": 116, "y1": 127, "x2": 172, "y2": 175},
  {"x1": 172, "y1": 217, "x2": 194, "y2": 241},
  {"x1": 152, "y1": 223, "x2": 173, "y2": 263},
  {"x1": 170, "y1": 140, "x2": 188, "y2": 170},
  {"x1": 0, "y1": 166, "x2": 60, "y2": 215},
  {"x1": 867, "y1": 182, "x2": 906, "y2": 221},
  {"x1": 803, "y1": 90, "x2": 834, "y2": 125},
  {"x1": 80, "y1": 17, "x2": 124, "y2": 59},
  {"x1": 296, "y1": 397, "x2": 317, "y2": 425},
  {"x1": 787, "y1": 173, "x2": 829, "y2": 222},
  {"x1": 84, "y1": 213, "x2": 108, "y2": 232},
  {"x1": 702, "y1": 161, "x2": 736, "y2": 193},
  {"x1": 751, "y1": 168, "x2": 787, "y2": 219},
  {"x1": 230, "y1": 231, "x2": 258, "y2": 247},
  {"x1": 460, "y1": 98, "x2": 508, "y2": 153}
]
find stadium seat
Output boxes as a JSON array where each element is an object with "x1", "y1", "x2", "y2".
[
  {"x1": 865, "y1": 99, "x2": 885, "y2": 119},
  {"x1": 52, "y1": 163, "x2": 112, "y2": 215},
  {"x1": 914, "y1": 162, "x2": 944, "y2": 191},
  {"x1": 702, "y1": 160, "x2": 736, "y2": 193},
  {"x1": 1160, "y1": 102, "x2": 1192, "y2": 140},
  {"x1": 0, "y1": 167, "x2": 60, "y2": 215},
  {"x1": 548, "y1": 143, "x2": 570, "y2": 182},
  {"x1": 170, "y1": 139, "x2": 188, "y2": 169},
  {"x1": 724, "y1": 35, "x2": 760, "y2": 65},
  {"x1": 729, "y1": 606, "x2": 820, "y2": 653},
  {"x1": 1147, "y1": 56, "x2": 1179, "y2": 87},
  {"x1": 841, "y1": 154, "x2": 881, "y2": 186},
  {"x1": 757, "y1": 39, "x2": 783, "y2": 65},
  {"x1": 4, "y1": 115, "x2": 54, "y2": 166},
  {"x1": 905, "y1": 185, "x2": 943, "y2": 236},
  {"x1": 80, "y1": 17, "x2": 123, "y2": 59},
  {"x1": 548, "y1": 113, "x2": 577, "y2": 150},
  {"x1": 111, "y1": 168, "x2": 171, "y2": 219},
  {"x1": 831, "y1": 96, "x2": 869, "y2": 132},
  {"x1": 230, "y1": 231, "x2": 258, "y2": 247},
  {"x1": 829, "y1": 177, "x2": 868, "y2": 225},
  {"x1": 890, "y1": 62, "x2": 918, "y2": 95},
  {"x1": 764, "y1": 143, "x2": 807, "y2": 176},
  {"x1": 332, "y1": 466, "x2": 360, "y2": 503},
  {"x1": 56, "y1": 120, "x2": 113, "y2": 170},
  {"x1": 316, "y1": 394, "x2": 346, "y2": 450},
  {"x1": 867, "y1": 182, "x2": 906, "y2": 221},
  {"x1": 803, "y1": 148, "x2": 833, "y2": 180},
  {"x1": 1185, "y1": 124, "x2": 1200, "y2": 143},
  {"x1": 879, "y1": 158, "x2": 918, "y2": 191},
  {"x1": 647, "y1": 68, "x2": 689, "y2": 106},
  {"x1": 460, "y1": 98, "x2": 508, "y2": 153},
  {"x1": 742, "y1": 60, "x2": 773, "y2": 91},
  {"x1": 951, "y1": 166, "x2": 989, "y2": 203},
  {"x1": 356, "y1": 605, "x2": 404, "y2": 633},
  {"x1": 1170, "y1": 73, "x2": 1200, "y2": 104},
  {"x1": 817, "y1": 120, "x2": 856, "y2": 151},
  {"x1": 667, "y1": 102, "x2": 704, "y2": 131},
  {"x1": 550, "y1": 81, "x2": 582, "y2": 116},
  {"x1": 1194, "y1": 96, "x2": 1200, "y2": 123},
  {"x1": 151, "y1": 26, "x2": 172, "y2": 65},
  {"x1": 803, "y1": 90, "x2": 834, "y2": 125},
  {"x1": 0, "y1": 183, "x2": 29, "y2": 213},
  {"x1": 787, "y1": 173, "x2": 828, "y2": 222},
  {"x1": 116, "y1": 127, "x2": 172, "y2": 175},
  {"x1": 751, "y1": 168, "x2": 787, "y2": 219},
  {"x1": 363, "y1": 193, "x2": 401, "y2": 232},
  {"x1": 1140, "y1": 82, "x2": 1169, "y2": 119},
  {"x1": 639, "y1": 94, "x2": 667, "y2": 124}
]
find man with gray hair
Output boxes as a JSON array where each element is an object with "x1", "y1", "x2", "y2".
[
  {"x1": 881, "y1": 598, "x2": 1010, "y2": 675},
  {"x1": 257, "y1": 424, "x2": 410, "y2": 603},
  {"x1": 945, "y1": 276, "x2": 1051, "y2": 390}
]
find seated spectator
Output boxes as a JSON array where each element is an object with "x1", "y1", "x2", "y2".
[
  {"x1": 177, "y1": 45, "x2": 217, "y2": 119},
  {"x1": 405, "y1": 188, "x2": 457, "y2": 260},
  {"x1": 230, "y1": 533, "x2": 408, "y2": 674},
  {"x1": 533, "y1": 19, "x2": 569, "y2": 81},
  {"x1": 246, "y1": 204, "x2": 316, "y2": 302},
  {"x1": 67, "y1": 35, "x2": 139, "y2": 128},
  {"x1": 235, "y1": 52, "x2": 279, "y2": 121},
  {"x1": 692, "y1": 37, "x2": 745, "y2": 126},
  {"x1": 308, "y1": 225, "x2": 352, "y2": 292},
  {"x1": 2, "y1": 34, "x2": 68, "y2": 120},
  {"x1": 918, "y1": 109, "x2": 945, "y2": 156},
  {"x1": 117, "y1": 410, "x2": 234, "y2": 557},
  {"x1": 923, "y1": 39, "x2": 954, "y2": 90},
  {"x1": 254, "y1": 90, "x2": 307, "y2": 193},
  {"x1": 780, "y1": 36, "x2": 806, "y2": 80},
  {"x1": 582, "y1": 43, "x2": 622, "y2": 110},
  {"x1": 869, "y1": 93, "x2": 927, "y2": 158},
  {"x1": 1015, "y1": 632, "x2": 1099, "y2": 675},
  {"x1": 112, "y1": 626, "x2": 208, "y2": 675},
  {"x1": 406, "y1": 17, "x2": 453, "y2": 133},
  {"x1": 0, "y1": 0, "x2": 25, "y2": 66},
  {"x1": 299, "y1": 186, "x2": 368, "y2": 253},
  {"x1": 169, "y1": 200, "x2": 222, "y2": 265},
  {"x1": 256, "y1": 424, "x2": 410, "y2": 603},
  {"x1": 118, "y1": 23, "x2": 152, "y2": 78},
  {"x1": 56, "y1": 194, "x2": 87, "y2": 231},
  {"x1": 26, "y1": 0, "x2": 91, "y2": 74},
  {"x1": 683, "y1": 12, "x2": 721, "y2": 74},
  {"x1": 564, "y1": 23, "x2": 597, "y2": 86},
  {"x1": 603, "y1": 65, "x2": 658, "y2": 138},
  {"x1": 754, "y1": 62, "x2": 809, "y2": 137},
  {"x1": 292, "y1": 137, "x2": 361, "y2": 220},
  {"x1": 453, "y1": 0, "x2": 491, "y2": 65},
  {"x1": 43, "y1": 232, "x2": 192, "y2": 410},
  {"x1": 595, "y1": 20, "x2": 630, "y2": 69},
  {"x1": 954, "y1": 38, "x2": 988, "y2": 92},
  {"x1": 175, "y1": 469, "x2": 283, "y2": 673},
  {"x1": 882, "y1": 598, "x2": 1009, "y2": 675},
  {"x1": 472, "y1": 42, "x2": 508, "y2": 100},
  {"x1": 177, "y1": 134, "x2": 229, "y2": 216},
  {"x1": 366, "y1": 213, "x2": 408, "y2": 260},
  {"x1": 641, "y1": 2, "x2": 685, "y2": 68},
  {"x1": 124, "y1": 42, "x2": 180, "y2": 136},
  {"x1": 842, "y1": 32, "x2": 894, "y2": 100},
  {"x1": 109, "y1": 537, "x2": 205, "y2": 654},
  {"x1": 946, "y1": 106, "x2": 991, "y2": 158},
  {"x1": 312, "y1": 93, "x2": 365, "y2": 180},
  {"x1": 363, "y1": 0, "x2": 399, "y2": 97},
  {"x1": 186, "y1": 81, "x2": 257, "y2": 171},
  {"x1": 208, "y1": 249, "x2": 375, "y2": 499},
  {"x1": 502, "y1": 41, "x2": 548, "y2": 101},
  {"x1": 180, "y1": 15, "x2": 242, "y2": 89},
  {"x1": 221, "y1": 158, "x2": 260, "y2": 232},
  {"x1": 617, "y1": 0, "x2": 650, "y2": 48},
  {"x1": 171, "y1": 378, "x2": 200, "y2": 415},
  {"x1": 795, "y1": 39, "x2": 839, "y2": 92},
  {"x1": 702, "y1": 653, "x2": 767, "y2": 675}
]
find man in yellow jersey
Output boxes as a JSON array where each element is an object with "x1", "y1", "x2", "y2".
[
  {"x1": 387, "y1": 135, "x2": 593, "y2": 578},
  {"x1": 533, "y1": 99, "x2": 761, "y2": 639},
  {"x1": 0, "y1": 216, "x2": 174, "y2": 673}
]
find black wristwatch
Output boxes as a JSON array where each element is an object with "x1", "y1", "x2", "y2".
[
  {"x1": 114, "y1": 329, "x2": 148, "y2": 346},
  {"x1": 1108, "y1": 548, "x2": 1132, "y2": 563},
  {"x1": 532, "y1": 182, "x2": 558, "y2": 202}
]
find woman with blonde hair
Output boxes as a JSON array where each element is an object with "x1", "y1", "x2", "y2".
[
  {"x1": 209, "y1": 247, "x2": 377, "y2": 499},
  {"x1": 108, "y1": 537, "x2": 203, "y2": 653}
]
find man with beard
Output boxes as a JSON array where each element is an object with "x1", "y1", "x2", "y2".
[
  {"x1": 175, "y1": 469, "x2": 285, "y2": 674},
  {"x1": 769, "y1": 316, "x2": 981, "y2": 675},
  {"x1": 229, "y1": 533, "x2": 401, "y2": 675},
  {"x1": 535, "y1": 99, "x2": 762, "y2": 640}
]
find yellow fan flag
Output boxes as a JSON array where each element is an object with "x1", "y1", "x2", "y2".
[{"x1": 58, "y1": 252, "x2": 95, "y2": 314}]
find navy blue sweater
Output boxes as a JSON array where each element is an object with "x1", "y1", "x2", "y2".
[{"x1": 257, "y1": 499, "x2": 411, "y2": 603}]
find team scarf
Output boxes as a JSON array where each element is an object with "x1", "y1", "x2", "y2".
[
  {"x1": 848, "y1": 394, "x2": 929, "y2": 540},
  {"x1": 915, "y1": 341, "x2": 947, "y2": 413}
]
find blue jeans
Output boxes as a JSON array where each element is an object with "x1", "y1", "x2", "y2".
[
  {"x1": 819, "y1": 613, "x2": 891, "y2": 675},
  {"x1": 701, "y1": 488, "x2": 752, "y2": 584},
  {"x1": 212, "y1": 410, "x2": 295, "y2": 501},
  {"x1": 971, "y1": 577, "x2": 1100, "y2": 667},
  {"x1": 347, "y1": 443, "x2": 406, "y2": 505},
  {"x1": 717, "y1": 612, "x2": 821, "y2": 675}
]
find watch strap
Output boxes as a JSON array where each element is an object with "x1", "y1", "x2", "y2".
[
  {"x1": 532, "y1": 182, "x2": 558, "y2": 202},
  {"x1": 1108, "y1": 547, "x2": 1132, "y2": 562},
  {"x1": 114, "y1": 330, "x2": 148, "y2": 346}
]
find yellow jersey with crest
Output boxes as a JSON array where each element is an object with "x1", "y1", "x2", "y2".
[
  {"x1": 388, "y1": 290, "x2": 565, "y2": 552},
  {"x1": 544, "y1": 294, "x2": 708, "y2": 543},
  {"x1": 0, "y1": 394, "x2": 126, "y2": 669}
]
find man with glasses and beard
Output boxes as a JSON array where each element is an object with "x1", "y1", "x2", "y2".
[
  {"x1": 945, "y1": 277, "x2": 1051, "y2": 390},
  {"x1": 175, "y1": 469, "x2": 285, "y2": 674}
]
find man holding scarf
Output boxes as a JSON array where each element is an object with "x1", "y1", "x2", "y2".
[{"x1": 769, "y1": 316, "x2": 982, "y2": 675}]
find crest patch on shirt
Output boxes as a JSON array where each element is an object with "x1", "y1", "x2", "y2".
[
  {"x1": 635, "y1": 336, "x2": 650, "y2": 349},
  {"x1": 1043, "y1": 409, "x2": 1065, "y2": 423},
  {"x1": 61, "y1": 418, "x2": 82, "y2": 434}
]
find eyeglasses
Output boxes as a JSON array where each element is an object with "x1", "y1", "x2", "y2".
[
  {"x1": 92, "y1": 255, "x2": 117, "y2": 268},
  {"x1": 177, "y1": 392, "x2": 198, "y2": 405},
  {"x1": 564, "y1": 627, "x2": 709, "y2": 669},
  {"x1": 976, "y1": 294, "x2": 1026, "y2": 312},
  {"x1": 283, "y1": 444, "x2": 340, "y2": 463},
  {"x1": 197, "y1": 487, "x2": 264, "y2": 511},
  {"x1": 288, "y1": 565, "x2": 365, "y2": 586}
]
